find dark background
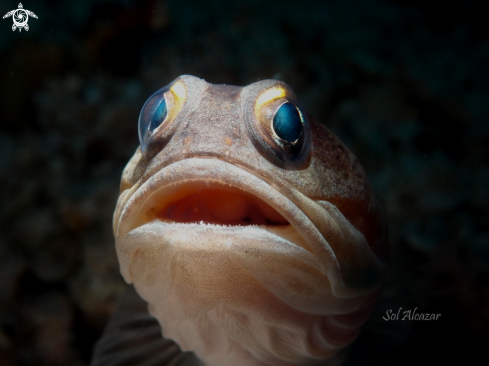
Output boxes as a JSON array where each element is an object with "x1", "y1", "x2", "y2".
[{"x1": 0, "y1": 0, "x2": 488, "y2": 365}]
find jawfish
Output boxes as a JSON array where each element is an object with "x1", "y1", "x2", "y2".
[{"x1": 98, "y1": 75, "x2": 387, "y2": 366}]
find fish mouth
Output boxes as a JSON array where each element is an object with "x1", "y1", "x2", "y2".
[
  {"x1": 115, "y1": 157, "x2": 384, "y2": 311},
  {"x1": 147, "y1": 182, "x2": 290, "y2": 227},
  {"x1": 115, "y1": 157, "x2": 330, "y2": 260}
]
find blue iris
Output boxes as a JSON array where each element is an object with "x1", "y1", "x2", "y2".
[
  {"x1": 149, "y1": 98, "x2": 168, "y2": 133},
  {"x1": 272, "y1": 103, "x2": 303, "y2": 142},
  {"x1": 138, "y1": 86, "x2": 172, "y2": 147}
]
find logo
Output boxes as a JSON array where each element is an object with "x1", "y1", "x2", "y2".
[{"x1": 3, "y1": 3, "x2": 37, "y2": 32}]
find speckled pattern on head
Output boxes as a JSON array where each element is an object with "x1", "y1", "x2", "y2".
[{"x1": 112, "y1": 75, "x2": 387, "y2": 366}]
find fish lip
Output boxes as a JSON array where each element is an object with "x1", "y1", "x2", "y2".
[
  {"x1": 115, "y1": 157, "x2": 332, "y2": 264},
  {"x1": 116, "y1": 157, "x2": 386, "y2": 301}
]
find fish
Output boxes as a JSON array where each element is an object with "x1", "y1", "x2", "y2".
[{"x1": 92, "y1": 75, "x2": 387, "y2": 366}]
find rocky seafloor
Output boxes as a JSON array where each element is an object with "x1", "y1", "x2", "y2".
[{"x1": 0, "y1": 0, "x2": 488, "y2": 365}]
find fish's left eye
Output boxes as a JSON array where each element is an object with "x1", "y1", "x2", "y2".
[
  {"x1": 247, "y1": 84, "x2": 311, "y2": 169},
  {"x1": 272, "y1": 103, "x2": 304, "y2": 143}
]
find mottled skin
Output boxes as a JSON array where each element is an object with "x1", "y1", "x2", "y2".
[{"x1": 113, "y1": 75, "x2": 386, "y2": 366}]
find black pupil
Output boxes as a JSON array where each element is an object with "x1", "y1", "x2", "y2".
[{"x1": 272, "y1": 103, "x2": 303, "y2": 142}]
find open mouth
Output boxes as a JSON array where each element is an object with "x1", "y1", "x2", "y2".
[
  {"x1": 115, "y1": 158, "x2": 385, "y2": 307},
  {"x1": 116, "y1": 158, "x2": 323, "y2": 258},
  {"x1": 154, "y1": 182, "x2": 290, "y2": 227},
  {"x1": 115, "y1": 157, "x2": 373, "y2": 283},
  {"x1": 132, "y1": 180, "x2": 291, "y2": 230}
]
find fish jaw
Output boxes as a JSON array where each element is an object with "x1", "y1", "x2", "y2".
[{"x1": 113, "y1": 157, "x2": 383, "y2": 365}]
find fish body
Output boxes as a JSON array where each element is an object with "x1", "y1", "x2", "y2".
[{"x1": 103, "y1": 75, "x2": 386, "y2": 366}]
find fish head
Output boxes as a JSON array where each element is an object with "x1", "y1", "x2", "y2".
[{"x1": 113, "y1": 75, "x2": 387, "y2": 366}]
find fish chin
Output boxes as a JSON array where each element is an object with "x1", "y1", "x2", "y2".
[
  {"x1": 116, "y1": 221, "x2": 373, "y2": 366},
  {"x1": 114, "y1": 158, "x2": 383, "y2": 365}
]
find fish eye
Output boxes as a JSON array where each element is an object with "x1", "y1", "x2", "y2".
[
  {"x1": 247, "y1": 84, "x2": 311, "y2": 169},
  {"x1": 272, "y1": 102, "x2": 303, "y2": 143},
  {"x1": 138, "y1": 80, "x2": 187, "y2": 156},
  {"x1": 138, "y1": 87, "x2": 170, "y2": 144},
  {"x1": 149, "y1": 98, "x2": 168, "y2": 133}
]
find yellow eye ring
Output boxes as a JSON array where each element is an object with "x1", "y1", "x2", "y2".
[
  {"x1": 138, "y1": 80, "x2": 188, "y2": 159},
  {"x1": 245, "y1": 82, "x2": 311, "y2": 169}
]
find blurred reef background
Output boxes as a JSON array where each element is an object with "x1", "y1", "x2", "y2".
[{"x1": 0, "y1": 0, "x2": 488, "y2": 365}]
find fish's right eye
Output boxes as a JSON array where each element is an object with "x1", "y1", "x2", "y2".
[
  {"x1": 138, "y1": 87, "x2": 170, "y2": 144},
  {"x1": 149, "y1": 97, "x2": 168, "y2": 133},
  {"x1": 138, "y1": 80, "x2": 187, "y2": 158}
]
